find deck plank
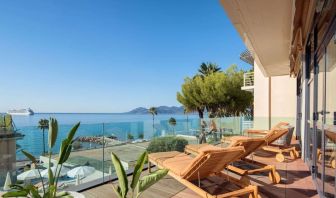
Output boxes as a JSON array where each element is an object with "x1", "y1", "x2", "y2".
[{"x1": 82, "y1": 143, "x2": 318, "y2": 198}]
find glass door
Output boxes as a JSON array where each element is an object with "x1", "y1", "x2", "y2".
[
  {"x1": 306, "y1": 38, "x2": 315, "y2": 165},
  {"x1": 304, "y1": 2, "x2": 336, "y2": 196},
  {"x1": 316, "y1": 53, "x2": 325, "y2": 191},
  {"x1": 308, "y1": 73, "x2": 315, "y2": 165},
  {"x1": 323, "y1": 32, "x2": 336, "y2": 198}
]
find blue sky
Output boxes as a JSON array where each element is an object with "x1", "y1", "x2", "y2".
[{"x1": 0, "y1": 0, "x2": 250, "y2": 113}]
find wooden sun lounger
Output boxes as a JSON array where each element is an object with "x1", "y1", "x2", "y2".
[
  {"x1": 148, "y1": 147, "x2": 260, "y2": 198},
  {"x1": 243, "y1": 122, "x2": 290, "y2": 137},
  {"x1": 325, "y1": 129, "x2": 336, "y2": 169},
  {"x1": 246, "y1": 123, "x2": 299, "y2": 162},
  {"x1": 185, "y1": 136, "x2": 281, "y2": 184}
]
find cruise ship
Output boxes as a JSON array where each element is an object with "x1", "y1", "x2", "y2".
[{"x1": 7, "y1": 108, "x2": 34, "y2": 115}]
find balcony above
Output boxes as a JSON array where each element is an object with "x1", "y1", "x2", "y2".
[{"x1": 241, "y1": 72, "x2": 254, "y2": 92}]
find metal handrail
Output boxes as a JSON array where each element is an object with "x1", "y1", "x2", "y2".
[{"x1": 243, "y1": 72, "x2": 254, "y2": 87}]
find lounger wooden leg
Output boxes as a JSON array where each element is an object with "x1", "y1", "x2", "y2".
[
  {"x1": 317, "y1": 148, "x2": 322, "y2": 161},
  {"x1": 276, "y1": 153, "x2": 285, "y2": 162},
  {"x1": 268, "y1": 166, "x2": 281, "y2": 184},
  {"x1": 284, "y1": 147, "x2": 299, "y2": 160},
  {"x1": 329, "y1": 150, "x2": 336, "y2": 168},
  {"x1": 289, "y1": 148, "x2": 299, "y2": 159},
  {"x1": 248, "y1": 185, "x2": 260, "y2": 198},
  {"x1": 294, "y1": 148, "x2": 300, "y2": 158},
  {"x1": 148, "y1": 161, "x2": 152, "y2": 173},
  {"x1": 328, "y1": 149, "x2": 336, "y2": 169},
  {"x1": 239, "y1": 175, "x2": 251, "y2": 186},
  {"x1": 290, "y1": 150, "x2": 295, "y2": 159}
]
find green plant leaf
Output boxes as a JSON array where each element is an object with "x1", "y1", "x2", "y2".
[
  {"x1": 138, "y1": 169, "x2": 168, "y2": 192},
  {"x1": 42, "y1": 191, "x2": 50, "y2": 198},
  {"x1": 48, "y1": 167, "x2": 55, "y2": 185},
  {"x1": 2, "y1": 190, "x2": 28, "y2": 197},
  {"x1": 9, "y1": 184, "x2": 24, "y2": 190},
  {"x1": 48, "y1": 118, "x2": 58, "y2": 148},
  {"x1": 58, "y1": 139, "x2": 69, "y2": 164},
  {"x1": 111, "y1": 184, "x2": 123, "y2": 198},
  {"x1": 61, "y1": 144, "x2": 72, "y2": 164},
  {"x1": 111, "y1": 152, "x2": 128, "y2": 197},
  {"x1": 21, "y1": 150, "x2": 37, "y2": 163},
  {"x1": 49, "y1": 184, "x2": 56, "y2": 197},
  {"x1": 56, "y1": 191, "x2": 69, "y2": 197},
  {"x1": 29, "y1": 186, "x2": 41, "y2": 198},
  {"x1": 66, "y1": 122, "x2": 80, "y2": 142},
  {"x1": 58, "y1": 122, "x2": 80, "y2": 164},
  {"x1": 131, "y1": 151, "x2": 147, "y2": 190},
  {"x1": 60, "y1": 195, "x2": 74, "y2": 198}
]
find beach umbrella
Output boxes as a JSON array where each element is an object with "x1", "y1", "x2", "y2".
[
  {"x1": 67, "y1": 166, "x2": 95, "y2": 178},
  {"x1": 17, "y1": 169, "x2": 41, "y2": 180},
  {"x1": 42, "y1": 162, "x2": 53, "y2": 169},
  {"x1": 41, "y1": 166, "x2": 70, "y2": 178},
  {"x1": 3, "y1": 172, "x2": 12, "y2": 191}
]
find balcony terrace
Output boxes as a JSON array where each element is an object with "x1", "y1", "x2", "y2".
[
  {"x1": 0, "y1": 117, "x2": 327, "y2": 198},
  {"x1": 241, "y1": 72, "x2": 254, "y2": 92},
  {"x1": 82, "y1": 141, "x2": 318, "y2": 198}
]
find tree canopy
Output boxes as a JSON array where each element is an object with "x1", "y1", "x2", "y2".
[
  {"x1": 148, "y1": 107, "x2": 157, "y2": 116},
  {"x1": 197, "y1": 62, "x2": 221, "y2": 77},
  {"x1": 177, "y1": 64, "x2": 253, "y2": 118}
]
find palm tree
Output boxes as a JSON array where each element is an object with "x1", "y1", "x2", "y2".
[
  {"x1": 198, "y1": 62, "x2": 221, "y2": 77},
  {"x1": 148, "y1": 107, "x2": 157, "y2": 134},
  {"x1": 38, "y1": 119, "x2": 49, "y2": 155},
  {"x1": 168, "y1": 117, "x2": 177, "y2": 135},
  {"x1": 196, "y1": 62, "x2": 220, "y2": 143}
]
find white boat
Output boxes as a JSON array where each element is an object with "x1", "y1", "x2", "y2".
[{"x1": 7, "y1": 108, "x2": 34, "y2": 115}]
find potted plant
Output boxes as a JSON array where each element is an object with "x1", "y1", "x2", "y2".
[
  {"x1": 111, "y1": 151, "x2": 168, "y2": 198},
  {"x1": 3, "y1": 118, "x2": 81, "y2": 198}
]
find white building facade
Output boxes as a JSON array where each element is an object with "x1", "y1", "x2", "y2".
[{"x1": 221, "y1": 0, "x2": 336, "y2": 197}]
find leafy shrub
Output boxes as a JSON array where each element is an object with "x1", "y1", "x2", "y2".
[
  {"x1": 138, "y1": 132, "x2": 144, "y2": 139},
  {"x1": 127, "y1": 133, "x2": 134, "y2": 140},
  {"x1": 147, "y1": 136, "x2": 188, "y2": 153}
]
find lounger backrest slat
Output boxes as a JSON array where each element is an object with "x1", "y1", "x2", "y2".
[
  {"x1": 274, "y1": 122, "x2": 289, "y2": 128},
  {"x1": 230, "y1": 138, "x2": 265, "y2": 159},
  {"x1": 326, "y1": 129, "x2": 336, "y2": 143},
  {"x1": 182, "y1": 146, "x2": 245, "y2": 181},
  {"x1": 264, "y1": 128, "x2": 289, "y2": 145},
  {"x1": 274, "y1": 126, "x2": 295, "y2": 146}
]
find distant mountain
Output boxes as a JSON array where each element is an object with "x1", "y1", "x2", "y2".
[
  {"x1": 127, "y1": 107, "x2": 148, "y2": 114},
  {"x1": 126, "y1": 106, "x2": 184, "y2": 114}
]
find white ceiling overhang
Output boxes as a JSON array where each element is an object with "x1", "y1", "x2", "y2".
[{"x1": 220, "y1": 0, "x2": 294, "y2": 77}]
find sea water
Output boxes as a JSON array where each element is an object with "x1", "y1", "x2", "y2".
[{"x1": 13, "y1": 113, "x2": 200, "y2": 160}]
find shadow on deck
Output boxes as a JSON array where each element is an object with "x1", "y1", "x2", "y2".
[{"x1": 82, "y1": 147, "x2": 318, "y2": 198}]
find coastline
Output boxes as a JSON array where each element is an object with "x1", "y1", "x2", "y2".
[{"x1": 14, "y1": 113, "x2": 200, "y2": 160}]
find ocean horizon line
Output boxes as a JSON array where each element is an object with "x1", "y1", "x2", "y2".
[{"x1": 1, "y1": 112, "x2": 189, "y2": 115}]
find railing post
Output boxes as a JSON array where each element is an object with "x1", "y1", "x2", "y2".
[
  {"x1": 102, "y1": 123, "x2": 105, "y2": 182},
  {"x1": 243, "y1": 72, "x2": 254, "y2": 87},
  {"x1": 243, "y1": 73, "x2": 246, "y2": 86}
]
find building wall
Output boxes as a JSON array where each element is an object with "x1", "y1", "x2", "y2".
[
  {"x1": 253, "y1": 62, "x2": 270, "y2": 129},
  {"x1": 0, "y1": 138, "x2": 17, "y2": 187},
  {"x1": 253, "y1": 62, "x2": 270, "y2": 117},
  {"x1": 270, "y1": 74, "x2": 297, "y2": 127},
  {"x1": 253, "y1": 62, "x2": 297, "y2": 129}
]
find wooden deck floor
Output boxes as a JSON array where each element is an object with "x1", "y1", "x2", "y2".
[
  {"x1": 82, "y1": 175, "x2": 186, "y2": 198},
  {"x1": 82, "y1": 147, "x2": 319, "y2": 198}
]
